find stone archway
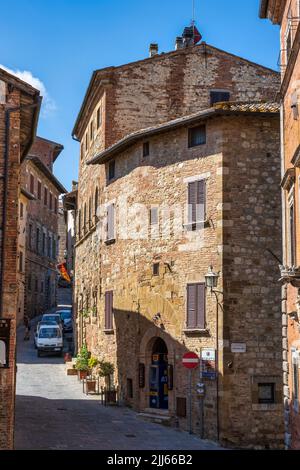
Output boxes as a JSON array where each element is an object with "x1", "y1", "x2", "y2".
[{"x1": 139, "y1": 327, "x2": 175, "y2": 414}]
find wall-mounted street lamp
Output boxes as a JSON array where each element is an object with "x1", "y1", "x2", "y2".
[
  {"x1": 204, "y1": 265, "x2": 221, "y2": 443},
  {"x1": 205, "y1": 265, "x2": 220, "y2": 291}
]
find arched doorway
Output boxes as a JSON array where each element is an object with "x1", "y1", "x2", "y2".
[{"x1": 149, "y1": 338, "x2": 168, "y2": 410}]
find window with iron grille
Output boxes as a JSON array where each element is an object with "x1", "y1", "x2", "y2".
[
  {"x1": 258, "y1": 383, "x2": 275, "y2": 404},
  {"x1": 188, "y1": 125, "x2": 206, "y2": 147}
]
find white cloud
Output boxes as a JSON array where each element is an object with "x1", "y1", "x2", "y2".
[{"x1": 0, "y1": 64, "x2": 56, "y2": 117}]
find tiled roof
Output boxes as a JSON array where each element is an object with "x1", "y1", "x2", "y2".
[{"x1": 213, "y1": 101, "x2": 280, "y2": 113}]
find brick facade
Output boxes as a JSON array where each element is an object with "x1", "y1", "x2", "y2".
[
  {"x1": 20, "y1": 138, "x2": 66, "y2": 319},
  {"x1": 260, "y1": 0, "x2": 300, "y2": 449},
  {"x1": 73, "y1": 40, "x2": 283, "y2": 448},
  {"x1": 0, "y1": 69, "x2": 40, "y2": 449}
]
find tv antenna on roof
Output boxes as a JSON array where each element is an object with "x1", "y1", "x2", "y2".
[{"x1": 192, "y1": 0, "x2": 196, "y2": 26}]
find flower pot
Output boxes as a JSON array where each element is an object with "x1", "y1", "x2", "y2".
[
  {"x1": 64, "y1": 353, "x2": 72, "y2": 363},
  {"x1": 78, "y1": 370, "x2": 88, "y2": 381},
  {"x1": 86, "y1": 379, "x2": 97, "y2": 394}
]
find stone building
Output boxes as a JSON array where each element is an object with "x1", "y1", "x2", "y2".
[
  {"x1": 63, "y1": 181, "x2": 77, "y2": 278},
  {"x1": 58, "y1": 198, "x2": 67, "y2": 264},
  {"x1": 260, "y1": 0, "x2": 300, "y2": 449},
  {"x1": 21, "y1": 137, "x2": 66, "y2": 318},
  {"x1": 17, "y1": 188, "x2": 35, "y2": 326},
  {"x1": 0, "y1": 67, "x2": 41, "y2": 449},
  {"x1": 72, "y1": 33, "x2": 283, "y2": 448}
]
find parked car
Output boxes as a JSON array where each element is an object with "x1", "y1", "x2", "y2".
[
  {"x1": 57, "y1": 309, "x2": 73, "y2": 333},
  {"x1": 36, "y1": 324, "x2": 63, "y2": 357},
  {"x1": 34, "y1": 320, "x2": 57, "y2": 348},
  {"x1": 42, "y1": 313, "x2": 63, "y2": 330}
]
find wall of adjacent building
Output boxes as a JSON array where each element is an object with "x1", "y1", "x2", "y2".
[{"x1": 0, "y1": 86, "x2": 22, "y2": 449}]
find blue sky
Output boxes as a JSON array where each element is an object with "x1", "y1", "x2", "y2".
[{"x1": 0, "y1": 0, "x2": 279, "y2": 191}]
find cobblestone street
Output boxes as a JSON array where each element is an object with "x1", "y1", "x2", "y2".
[{"x1": 14, "y1": 321, "x2": 222, "y2": 450}]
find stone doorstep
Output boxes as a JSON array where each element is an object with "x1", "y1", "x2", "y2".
[{"x1": 138, "y1": 409, "x2": 172, "y2": 426}]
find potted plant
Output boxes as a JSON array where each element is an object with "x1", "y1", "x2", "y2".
[
  {"x1": 75, "y1": 344, "x2": 90, "y2": 380},
  {"x1": 98, "y1": 361, "x2": 116, "y2": 404},
  {"x1": 85, "y1": 356, "x2": 99, "y2": 394}
]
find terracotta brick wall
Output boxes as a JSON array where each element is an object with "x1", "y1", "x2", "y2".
[{"x1": 0, "y1": 88, "x2": 21, "y2": 450}]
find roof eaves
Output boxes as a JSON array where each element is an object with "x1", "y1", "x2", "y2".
[
  {"x1": 259, "y1": 0, "x2": 269, "y2": 18},
  {"x1": 88, "y1": 104, "x2": 279, "y2": 166},
  {"x1": 26, "y1": 156, "x2": 67, "y2": 194}
]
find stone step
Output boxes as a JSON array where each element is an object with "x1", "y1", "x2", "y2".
[{"x1": 138, "y1": 411, "x2": 172, "y2": 426}]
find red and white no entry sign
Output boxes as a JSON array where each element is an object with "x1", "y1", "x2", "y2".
[{"x1": 182, "y1": 352, "x2": 199, "y2": 369}]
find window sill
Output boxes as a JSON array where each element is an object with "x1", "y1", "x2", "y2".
[
  {"x1": 105, "y1": 238, "x2": 116, "y2": 246},
  {"x1": 183, "y1": 328, "x2": 209, "y2": 336},
  {"x1": 251, "y1": 404, "x2": 282, "y2": 411},
  {"x1": 183, "y1": 220, "x2": 209, "y2": 231},
  {"x1": 103, "y1": 329, "x2": 114, "y2": 335}
]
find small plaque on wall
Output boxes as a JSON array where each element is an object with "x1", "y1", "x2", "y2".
[
  {"x1": 231, "y1": 343, "x2": 247, "y2": 353},
  {"x1": 0, "y1": 318, "x2": 11, "y2": 368}
]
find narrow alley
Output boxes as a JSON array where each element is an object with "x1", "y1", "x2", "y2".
[{"x1": 14, "y1": 321, "x2": 221, "y2": 450}]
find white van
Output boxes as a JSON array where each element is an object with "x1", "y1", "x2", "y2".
[{"x1": 36, "y1": 324, "x2": 63, "y2": 357}]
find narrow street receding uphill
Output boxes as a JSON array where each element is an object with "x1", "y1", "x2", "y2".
[{"x1": 14, "y1": 290, "x2": 221, "y2": 451}]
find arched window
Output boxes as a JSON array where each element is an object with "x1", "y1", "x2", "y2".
[
  {"x1": 94, "y1": 187, "x2": 99, "y2": 220},
  {"x1": 84, "y1": 203, "x2": 87, "y2": 233}
]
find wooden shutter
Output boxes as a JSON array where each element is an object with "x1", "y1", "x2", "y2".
[
  {"x1": 188, "y1": 181, "x2": 197, "y2": 224},
  {"x1": 107, "y1": 204, "x2": 115, "y2": 240},
  {"x1": 196, "y1": 283, "x2": 205, "y2": 329},
  {"x1": 105, "y1": 291, "x2": 113, "y2": 330},
  {"x1": 196, "y1": 179, "x2": 206, "y2": 222},
  {"x1": 188, "y1": 180, "x2": 206, "y2": 224},
  {"x1": 150, "y1": 207, "x2": 158, "y2": 225},
  {"x1": 30, "y1": 174, "x2": 34, "y2": 194},
  {"x1": 187, "y1": 283, "x2": 205, "y2": 329}
]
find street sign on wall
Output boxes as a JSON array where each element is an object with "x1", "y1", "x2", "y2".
[{"x1": 201, "y1": 348, "x2": 216, "y2": 380}]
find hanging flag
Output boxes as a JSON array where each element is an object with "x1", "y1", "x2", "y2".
[
  {"x1": 57, "y1": 262, "x2": 71, "y2": 283},
  {"x1": 193, "y1": 25, "x2": 202, "y2": 45}
]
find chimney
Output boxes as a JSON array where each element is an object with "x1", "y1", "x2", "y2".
[
  {"x1": 149, "y1": 43, "x2": 159, "y2": 57},
  {"x1": 175, "y1": 36, "x2": 184, "y2": 50},
  {"x1": 182, "y1": 26, "x2": 194, "y2": 47}
]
